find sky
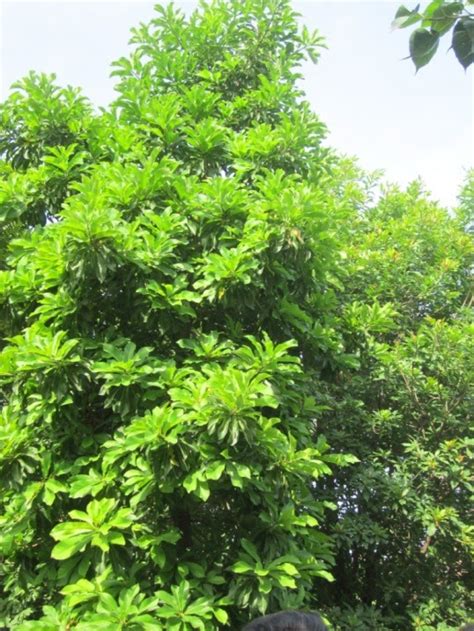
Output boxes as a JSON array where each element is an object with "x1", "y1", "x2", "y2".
[{"x1": 0, "y1": 0, "x2": 472, "y2": 207}]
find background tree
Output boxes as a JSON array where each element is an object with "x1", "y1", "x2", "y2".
[
  {"x1": 314, "y1": 174, "x2": 474, "y2": 630},
  {"x1": 0, "y1": 1, "x2": 355, "y2": 629},
  {"x1": 393, "y1": 0, "x2": 474, "y2": 70}
]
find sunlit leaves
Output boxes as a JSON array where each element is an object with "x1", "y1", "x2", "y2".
[
  {"x1": 50, "y1": 498, "x2": 134, "y2": 559},
  {"x1": 194, "y1": 246, "x2": 262, "y2": 301},
  {"x1": 155, "y1": 580, "x2": 223, "y2": 630},
  {"x1": 0, "y1": 1, "x2": 341, "y2": 628},
  {"x1": 0, "y1": 71, "x2": 92, "y2": 169}
]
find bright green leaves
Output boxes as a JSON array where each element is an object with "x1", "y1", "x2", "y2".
[
  {"x1": 76, "y1": 584, "x2": 160, "y2": 631},
  {"x1": 0, "y1": 328, "x2": 82, "y2": 402},
  {"x1": 0, "y1": 168, "x2": 45, "y2": 223},
  {"x1": 128, "y1": 208, "x2": 187, "y2": 272},
  {"x1": 43, "y1": 143, "x2": 88, "y2": 181},
  {"x1": 183, "y1": 461, "x2": 226, "y2": 501},
  {"x1": 0, "y1": 1, "x2": 346, "y2": 629},
  {"x1": 274, "y1": 503, "x2": 319, "y2": 535},
  {"x1": 111, "y1": 406, "x2": 186, "y2": 462},
  {"x1": 139, "y1": 276, "x2": 202, "y2": 318},
  {"x1": 42, "y1": 477, "x2": 68, "y2": 507},
  {"x1": 155, "y1": 580, "x2": 224, "y2": 630},
  {"x1": 229, "y1": 538, "x2": 331, "y2": 614},
  {"x1": 232, "y1": 539, "x2": 301, "y2": 593},
  {"x1": 15, "y1": 580, "x2": 228, "y2": 631},
  {"x1": 409, "y1": 27, "x2": 440, "y2": 70},
  {"x1": 177, "y1": 331, "x2": 233, "y2": 363},
  {"x1": 235, "y1": 334, "x2": 300, "y2": 374},
  {"x1": 15, "y1": 604, "x2": 76, "y2": 631},
  {"x1": 91, "y1": 340, "x2": 166, "y2": 414},
  {"x1": 59, "y1": 567, "x2": 117, "y2": 610},
  {"x1": 0, "y1": 71, "x2": 92, "y2": 170},
  {"x1": 344, "y1": 300, "x2": 399, "y2": 335},
  {"x1": 135, "y1": 93, "x2": 184, "y2": 146},
  {"x1": 194, "y1": 246, "x2": 261, "y2": 301},
  {"x1": 180, "y1": 85, "x2": 221, "y2": 121},
  {"x1": 185, "y1": 118, "x2": 228, "y2": 157},
  {"x1": 0, "y1": 405, "x2": 31, "y2": 484},
  {"x1": 205, "y1": 368, "x2": 278, "y2": 444},
  {"x1": 50, "y1": 498, "x2": 134, "y2": 559},
  {"x1": 8, "y1": 329, "x2": 80, "y2": 375},
  {"x1": 169, "y1": 363, "x2": 279, "y2": 447},
  {"x1": 393, "y1": 1, "x2": 473, "y2": 69},
  {"x1": 69, "y1": 468, "x2": 115, "y2": 499},
  {"x1": 61, "y1": 204, "x2": 124, "y2": 284},
  {"x1": 96, "y1": 156, "x2": 179, "y2": 214}
]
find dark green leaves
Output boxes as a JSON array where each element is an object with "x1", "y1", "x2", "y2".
[
  {"x1": 394, "y1": 1, "x2": 473, "y2": 69},
  {"x1": 409, "y1": 27, "x2": 440, "y2": 70},
  {"x1": 452, "y1": 16, "x2": 474, "y2": 67},
  {"x1": 314, "y1": 177, "x2": 474, "y2": 629}
]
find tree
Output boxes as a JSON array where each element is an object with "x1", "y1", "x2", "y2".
[
  {"x1": 314, "y1": 175, "x2": 474, "y2": 630},
  {"x1": 0, "y1": 1, "x2": 355, "y2": 629},
  {"x1": 393, "y1": 0, "x2": 474, "y2": 70}
]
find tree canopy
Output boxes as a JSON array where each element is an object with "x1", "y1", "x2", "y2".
[{"x1": 0, "y1": 1, "x2": 353, "y2": 628}]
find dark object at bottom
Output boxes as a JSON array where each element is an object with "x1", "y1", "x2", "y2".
[{"x1": 242, "y1": 610, "x2": 328, "y2": 631}]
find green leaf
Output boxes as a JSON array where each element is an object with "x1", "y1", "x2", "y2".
[
  {"x1": 428, "y1": 3, "x2": 464, "y2": 35},
  {"x1": 452, "y1": 17, "x2": 474, "y2": 68},
  {"x1": 277, "y1": 575, "x2": 297, "y2": 588},
  {"x1": 409, "y1": 27, "x2": 439, "y2": 70},
  {"x1": 214, "y1": 608, "x2": 228, "y2": 624},
  {"x1": 240, "y1": 538, "x2": 260, "y2": 563},
  {"x1": 277, "y1": 562, "x2": 299, "y2": 576},
  {"x1": 51, "y1": 533, "x2": 92, "y2": 560},
  {"x1": 205, "y1": 461, "x2": 225, "y2": 481},
  {"x1": 231, "y1": 560, "x2": 253, "y2": 574},
  {"x1": 314, "y1": 569, "x2": 335, "y2": 582},
  {"x1": 392, "y1": 4, "x2": 421, "y2": 29},
  {"x1": 195, "y1": 481, "x2": 210, "y2": 502}
]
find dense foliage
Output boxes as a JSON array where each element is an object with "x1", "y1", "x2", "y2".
[
  {"x1": 0, "y1": 1, "x2": 354, "y2": 629},
  {"x1": 314, "y1": 176, "x2": 474, "y2": 629},
  {"x1": 0, "y1": 1, "x2": 472, "y2": 629}
]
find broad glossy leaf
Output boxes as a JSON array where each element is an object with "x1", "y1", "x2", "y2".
[
  {"x1": 452, "y1": 17, "x2": 474, "y2": 68},
  {"x1": 409, "y1": 27, "x2": 439, "y2": 69},
  {"x1": 51, "y1": 533, "x2": 92, "y2": 560}
]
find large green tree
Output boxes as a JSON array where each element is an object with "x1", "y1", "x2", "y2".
[{"x1": 0, "y1": 1, "x2": 355, "y2": 629}]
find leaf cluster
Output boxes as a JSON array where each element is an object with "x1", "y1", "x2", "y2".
[{"x1": 393, "y1": 0, "x2": 474, "y2": 69}]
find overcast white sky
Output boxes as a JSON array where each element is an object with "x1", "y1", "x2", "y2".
[{"x1": 0, "y1": 0, "x2": 472, "y2": 207}]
